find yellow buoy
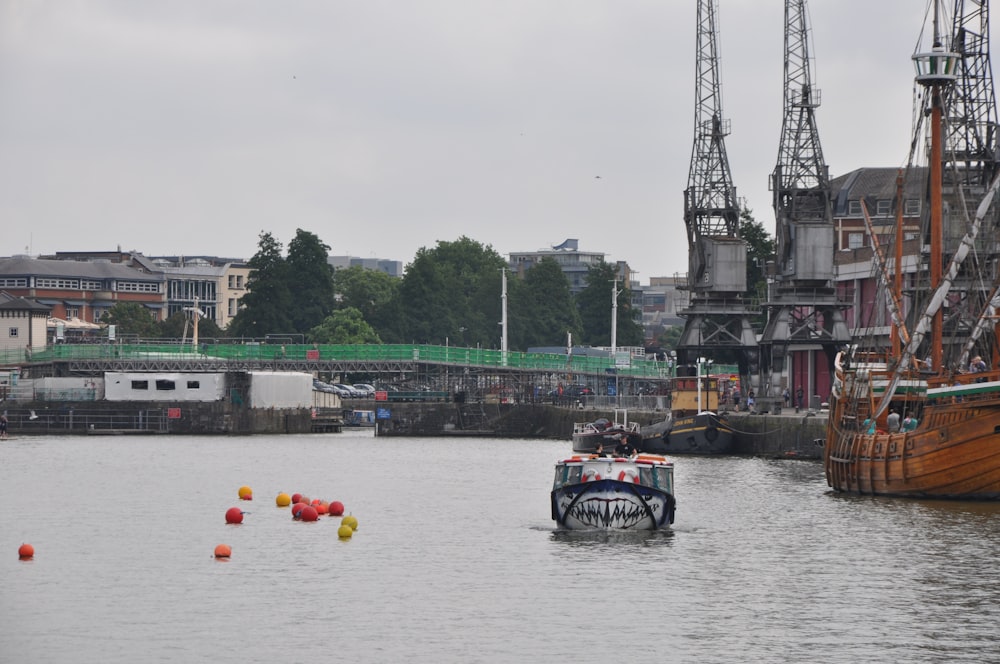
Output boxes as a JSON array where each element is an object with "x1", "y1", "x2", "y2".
[
  {"x1": 337, "y1": 525, "x2": 354, "y2": 539},
  {"x1": 341, "y1": 515, "x2": 358, "y2": 531},
  {"x1": 238, "y1": 485, "x2": 253, "y2": 500},
  {"x1": 275, "y1": 492, "x2": 291, "y2": 507}
]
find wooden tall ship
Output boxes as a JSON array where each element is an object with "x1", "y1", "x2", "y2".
[{"x1": 824, "y1": 1, "x2": 1000, "y2": 499}]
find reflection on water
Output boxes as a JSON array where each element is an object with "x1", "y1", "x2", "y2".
[
  {"x1": 2, "y1": 435, "x2": 999, "y2": 664},
  {"x1": 548, "y1": 527, "x2": 675, "y2": 548}
]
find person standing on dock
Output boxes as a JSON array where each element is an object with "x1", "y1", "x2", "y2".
[{"x1": 796, "y1": 386, "x2": 804, "y2": 411}]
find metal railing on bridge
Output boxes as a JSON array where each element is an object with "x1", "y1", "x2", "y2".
[{"x1": 18, "y1": 343, "x2": 676, "y2": 378}]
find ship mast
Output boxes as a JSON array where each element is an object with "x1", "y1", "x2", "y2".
[{"x1": 914, "y1": 0, "x2": 959, "y2": 372}]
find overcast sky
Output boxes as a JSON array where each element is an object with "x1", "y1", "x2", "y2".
[{"x1": 0, "y1": 1, "x2": 947, "y2": 281}]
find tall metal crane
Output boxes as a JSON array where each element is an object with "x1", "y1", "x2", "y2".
[
  {"x1": 933, "y1": 0, "x2": 1000, "y2": 365},
  {"x1": 676, "y1": 0, "x2": 758, "y2": 383},
  {"x1": 757, "y1": 0, "x2": 849, "y2": 411}
]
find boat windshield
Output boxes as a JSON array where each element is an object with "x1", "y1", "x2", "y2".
[{"x1": 552, "y1": 464, "x2": 583, "y2": 489}]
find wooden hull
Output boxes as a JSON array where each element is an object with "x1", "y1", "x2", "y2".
[{"x1": 825, "y1": 394, "x2": 1000, "y2": 499}]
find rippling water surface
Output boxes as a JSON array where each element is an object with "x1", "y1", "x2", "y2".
[{"x1": 2, "y1": 432, "x2": 1000, "y2": 663}]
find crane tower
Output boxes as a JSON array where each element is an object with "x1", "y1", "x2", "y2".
[
  {"x1": 757, "y1": 0, "x2": 849, "y2": 411},
  {"x1": 676, "y1": 0, "x2": 758, "y2": 381}
]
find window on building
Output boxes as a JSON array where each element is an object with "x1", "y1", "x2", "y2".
[
  {"x1": 131, "y1": 380, "x2": 149, "y2": 390},
  {"x1": 228, "y1": 298, "x2": 237, "y2": 316},
  {"x1": 904, "y1": 199, "x2": 921, "y2": 216},
  {"x1": 155, "y1": 380, "x2": 176, "y2": 391},
  {"x1": 187, "y1": 381, "x2": 201, "y2": 389},
  {"x1": 848, "y1": 200, "x2": 862, "y2": 216},
  {"x1": 876, "y1": 200, "x2": 892, "y2": 216},
  {"x1": 228, "y1": 275, "x2": 236, "y2": 289},
  {"x1": 848, "y1": 233, "x2": 865, "y2": 249},
  {"x1": 236, "y1": 275, "x2": 245, "y2": 288},
  {"x1": 66, "y1": 307, "x2": 80, "y2": 319},
  {"x1": 8, "y1": 327, "x2": 18, "y2": 338}
]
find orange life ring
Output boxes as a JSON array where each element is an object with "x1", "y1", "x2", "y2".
[{"x1": 617, "y1": 469, "x2": 640, "y2": 483}]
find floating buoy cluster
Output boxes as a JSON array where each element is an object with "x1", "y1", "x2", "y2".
[{"x1": 210, "y1": 484, "x2": 360, "y2": 559}]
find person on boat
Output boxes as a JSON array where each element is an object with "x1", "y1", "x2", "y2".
[
  {"x1": 970, "y1": 356, "x2": 988, "y2": 382},
  {"x1": 903, "y1": 416, "x2": 918, "y2": 432},
  {"x1": 887, "y1": 409, "x2": 901, "y2": 433},
  {"x1": 594, "y1": 441, "x2": 608, "y2": 458},
  {"x1": 613, "y1": 434, "x2": 638, "y2": 458}
]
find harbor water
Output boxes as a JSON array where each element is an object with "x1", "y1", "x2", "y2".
[{"x1": 2, "y1": 432, "x2": 999, "y2": 663}]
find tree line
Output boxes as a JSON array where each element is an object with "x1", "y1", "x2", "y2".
[
  {"x1": 103, "y1": 210, "x2": 773, "y2": 351},
  {"x1": 103, "y1": 230, "x2": 645, "y2": 351}
]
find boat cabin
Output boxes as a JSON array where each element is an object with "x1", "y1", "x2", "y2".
[{"x1": 552, "y1": 456, "x2": 674, "y2": 494}]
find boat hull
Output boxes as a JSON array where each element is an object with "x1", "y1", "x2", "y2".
[
  {"x1": 551, "y1": 479, "x2": 675, "y2": 530},
  {"x1": 825, "y1": 395, "x2": 1000, "y2": 499},
  {"x1": 642, "y1": 412, "x2": 734, "y2": 455},
  {"x1": 572, "y1": 430, "x2": 631, "y2": 454}
]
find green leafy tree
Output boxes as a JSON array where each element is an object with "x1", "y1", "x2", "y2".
[
  {"x1": 392, "y1": 237, "x2": 507, "y2": 346},
  {"x1": 334, "y1": 265, "x2": 399, "y2": 339},
  {"x1": 510, "y1": 257, "x2": 582, "y2": 349},
  {"x1": 101, "y1": 302, "x2": 160, "y2": 338},
  {"x1": 575, "y1": 262, "x2": 644, "y2": 347},
  {"x1": 158, "y1": 312, "x2": 223, "y2": 339},
  {"x1": 227, "y1": 231, "x2": 293, "y2": 337},
  {"x1": 308, "y1": 307, "x2": 382, "y2": 344},
  {"x1": 740, "y1": 206, "x2": 775, "y2": 299},
  {"x1": 286, "y1": 229, "x2": 335, "y2": 332}
]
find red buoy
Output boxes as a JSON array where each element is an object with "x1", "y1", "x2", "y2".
[
  {"x1": 291, "y1": 493, "x2": 303, "y2": 504},
  {"x1": 225, "y1": 507, "x2": 244, "y2": 524},
  {"x1": 214, "y1": 544, "x2": 232, "y2": 558},
  {"x1": 300, "y1": 505, "x2": 319, "y2": 522},
  {"x1": 328, "y1": 501, "x2": 345, "y2": 516},
  {"x1": 18, "y1": 543, "x2": 34, "y2": 560},
  {"x1": 291, "y1": 503, "x2": 307, "y2": 519}
]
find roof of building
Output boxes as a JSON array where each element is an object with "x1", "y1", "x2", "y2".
[
  {"x1": 0, "y1": 255, "x2": 164, "y2": 282},
  {"x1": 831, "y1": 167, "x2": 928, "y2": 216},
  {"x1": 0, "y1": 291, "x2": 52, "y2": 312}
]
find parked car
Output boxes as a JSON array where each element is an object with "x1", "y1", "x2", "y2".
[
  {"x1": 332, "y1": 383, "x2": 363, "y2": 398},
  {"x1": 352, "y1": 384, "x2": 376, "y2": 397},
  {"x1": 326, "y1": 383, "x2": 354, "y2": 398}
]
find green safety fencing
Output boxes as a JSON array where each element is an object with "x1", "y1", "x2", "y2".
[{"x1": 17, "y1": 343, "x2": 685, "y2": 378}]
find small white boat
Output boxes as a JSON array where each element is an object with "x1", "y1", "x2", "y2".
[
  {"x1": 550, "y1": 454, "x2": 676, "y2": 530},
  {"x1": 571, "y1": 409, "x2": 641, "y2": 453}
]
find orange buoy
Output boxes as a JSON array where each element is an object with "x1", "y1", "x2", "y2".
[
  {"x1": 18, "y1": 543, "x2": 34, "y2": 559},
  {"x1": 238, "y1": 485, "x2": 253, "y2": 501},
  {"x1": 316, "y1": 503, "x2": 329, "y2": 515},
  {"x1": 328, "y1": 501, "x2": 345, "y2": 516},
  {"x1": 310, "y1": 498, "x2": 321, "y2": 507},
  {"x1": 214, "y1": 544, "x2": 232, "y2": 558},
  {"x1": 225, "y1": 507, "x2": 244, "y2": 524},
  {"x1": 276, "y1": 492, "x2": 291, "y2": 507}
]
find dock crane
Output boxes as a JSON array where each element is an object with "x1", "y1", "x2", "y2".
[
  {"x1": 676, "y1": 0, "x2": 759, "y2": 390},
  {"x1": 757, "y1": 0, "x2": 849, "y2": 412}
]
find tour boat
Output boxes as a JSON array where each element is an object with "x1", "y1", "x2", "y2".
[
  {"x1": 550, "y1": 454, "x2": 676, "y2": 530},
  {"x1": 824, "y1": 1, "x2": 1000, "y2": 499}
]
